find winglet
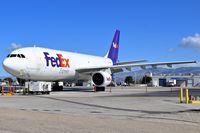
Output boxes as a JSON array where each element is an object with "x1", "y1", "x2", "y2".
[{"x1": 106, "y1": 30, "x2": 120, "y2": 65}]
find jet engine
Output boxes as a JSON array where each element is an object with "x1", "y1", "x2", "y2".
[{"x1": 92, "y1": 71, "x2": 112, "y2": 86}]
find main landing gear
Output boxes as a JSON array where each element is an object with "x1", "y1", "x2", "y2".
[
  {"x1": 94, "y1": 86, "x2": 105, "y2": 92},
  {"x1": 52, "y1": 82, "x2": 63, "y2": 91}
]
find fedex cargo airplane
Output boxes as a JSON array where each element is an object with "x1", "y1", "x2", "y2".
[{"x1": 2, "y1": 30, "x2": 196, "y2": 90}]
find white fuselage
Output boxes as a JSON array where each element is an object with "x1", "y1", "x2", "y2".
[{"x1": 3, "y1": 47, "x2": 113, "y2": 81}]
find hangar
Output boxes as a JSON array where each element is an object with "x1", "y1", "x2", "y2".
[{"x1": 152, "y1": 75, "x2": 200, "y2": 87}]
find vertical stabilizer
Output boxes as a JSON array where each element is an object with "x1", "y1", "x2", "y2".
[{"x1": 106, "y1": 30, "x2": 120, "y2": 65}]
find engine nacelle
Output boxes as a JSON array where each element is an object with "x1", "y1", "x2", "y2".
[{"x1": 92, "y1": 71, "x2": 112, "y2": 86}]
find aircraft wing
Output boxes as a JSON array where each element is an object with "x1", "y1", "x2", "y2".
[
  {"x1": 76, "y1": 60, "x2": 197, "y2": 73},
  {"x1": 115, "y1": 60, "x2": 147, "y2": 65}
]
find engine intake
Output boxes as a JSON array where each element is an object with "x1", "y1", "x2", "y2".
[{"x1": 92, "y1": 71, "x2": 112, "y2": 86}]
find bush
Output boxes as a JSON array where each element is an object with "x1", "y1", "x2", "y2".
[
  {"x1": 124, "y1": 76, "x2": 134, "y2": 85},
  {"x1": 141, "y1": 75, "x2": 152, "y2": 84}
]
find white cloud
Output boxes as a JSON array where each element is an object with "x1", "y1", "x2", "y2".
[
  {"x1": 180, "y1": 33, "x2": 200, "y2": 51},
  {"x1": 8, "y1": 43, "x2": 22, "y2": 51}
]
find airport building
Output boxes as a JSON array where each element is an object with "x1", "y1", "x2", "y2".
[
  {"x1": 114, "y1": 71, "x2": 200, "y2": 87},
  {"x1": 152, "y1": 74, "x2": 200, "y2": 87}
]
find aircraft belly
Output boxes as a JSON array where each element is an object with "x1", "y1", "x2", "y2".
[{"x1": 28, "y1": 67, "x2": 76, "y2": 81}]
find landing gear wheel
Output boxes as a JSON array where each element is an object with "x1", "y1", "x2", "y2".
[
  {"x1": 96, "y1": 87, "x2": 105, "y2": 91},
  {"x1": 52, "y1": 82, "x2": 63, "y2": 91}
]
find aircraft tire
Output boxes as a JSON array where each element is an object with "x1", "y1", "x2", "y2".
[{"x1": 96, "y1": 87, "x2": 105, "y2": 91}]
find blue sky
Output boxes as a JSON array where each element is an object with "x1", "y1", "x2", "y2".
[{"x1": 1, "y1": 0, "x2": 200, "y2": 76}]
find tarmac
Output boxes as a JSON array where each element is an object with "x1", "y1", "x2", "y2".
[{"x1": 0, "y1": 86, "x2": 200, "y2": 133}]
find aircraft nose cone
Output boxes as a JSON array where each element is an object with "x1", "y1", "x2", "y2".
[
  {"x1": 3, "y1": 58, "x2": 27, "y2": 77},
  {"x1": 3, "y1": 58, "x2": 11, "y2": 72},
  {"x1": 3, "y1": 58, "x2": 19, "y2": 75}
]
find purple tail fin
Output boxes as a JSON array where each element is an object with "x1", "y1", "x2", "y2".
[{"x1": 107, "y1": 30, "x2": 120, "y2": 65}]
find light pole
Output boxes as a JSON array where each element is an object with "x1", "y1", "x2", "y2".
[
  {"x1": 132, "y1": 71, "x2": 137, "y2": 86},
  {"x1": 145, "y1": 74, "x2": 147, "y2": 92},
  {"x1": 134, "y1": 72, "x2": 137, "y2": 86}
]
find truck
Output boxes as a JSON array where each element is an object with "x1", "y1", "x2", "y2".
[
  {"x1": 167, "y1": 79, "x2": 176, "y2": 87},
  {"x1": 25, "y1": 81, "x2": 51, "y2": 94}
]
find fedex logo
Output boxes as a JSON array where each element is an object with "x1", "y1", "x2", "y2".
[
  {"x1": 106, "y1": 76, "x2": 112, "y2": 81},
  {"x1": 44, "y1": 52, "x2": 70, "y2": 68},
  {"x1": 113, "y1": 42, "x2": 119, "y2": 48}
]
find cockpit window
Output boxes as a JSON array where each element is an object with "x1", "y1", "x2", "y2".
[
  {"x1": 10, "y1": 54, "x2": 17, "y2": 57},
  {"x1": 17, "y1": 54, "x2": 21, "y2": 58},
  {"x1": 7, "y1": 54, "x2": 26, "y2": 58},
  {"x1": 21, "y1": 54, "x2": 25, "y2": 58}
]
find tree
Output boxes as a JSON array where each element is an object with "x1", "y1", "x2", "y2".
[
  {"x1": 141, "y1": 75, "x2": 152, "y2": 84},
  {"x1": 124, "y1": 76, "x2": 133, "y2": 85},
  {"x1": 3, "y1": 77, "x2": 13, "y2": 84}
]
